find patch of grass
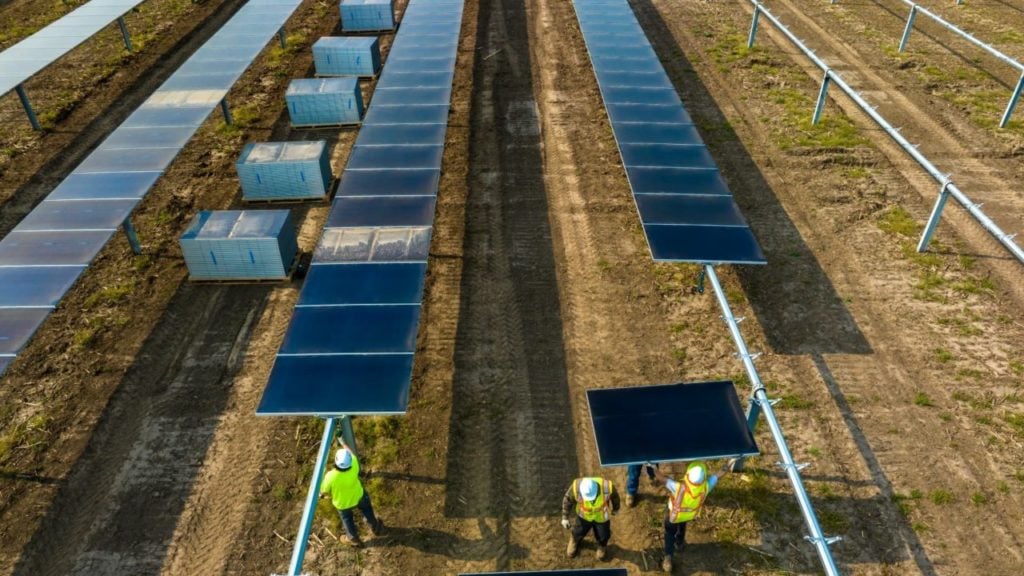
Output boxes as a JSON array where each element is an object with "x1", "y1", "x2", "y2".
[
  {"x1": 845, "y1": 166, "x2": 871, "y2": 179},
  {"x1": 878, "y1": 207, "x2": 920, "y2": 237},
  {"x1": 72, "y1": 326, "x2": 97, "y2": 349},
  {"x1": 914, "y1": 392, "x2": 933, "y2": 407},
  {"x1": 939, "y1": 411, "x2": 952, "y2": 422},
  {"x1": 912, "y1": 521, "x2": 930, "y2": 533},
  {"x1": 971, "y1": 491, "x2": 988, "y2": 505},
  {"x1": 0, "y1": 412, "x2": 52, "y2": 465},
  {"x1": 1009, "y1": 361, "x2": 1023, "y2": 376},
  {"x1": 673, "y1": 349, "x2": 688, "y2": 363},
  {"x1": 910, "y1": 489, "x2": 924, "y2": 500},
  {"x1": 808, "y1": 447, "x2": 822, "y2": 458},
  {"x1": 777, "y1": 394, "x2": 814, "y2": 410},
  {"x1": 995, "y1": 30, "x2": 1024, "y2": 44},
  {"x1": 1005, "y1": 413, "x2": 1024, "y2": 438},
  {"x1": 891, "y1": 493, "x2": 914, "y2": 517},
  {"x1": 83, "y1": 279, "x2": 136, "y2": 309},
  {"x1": 596, "y1": 258, "x2": 610, "y2": 271},
  {"x1": 997, "y1": 481, "x2": 1010, "y2": 494},
  {"x1": 1014, "y1": 469, "x2": 1024, "y2": 484},
  {"x1": 707, "y1": 32, "x2": 753, "y2": 67},
  {"x1": 929, "y1": 489, "x2": 954, "y2": 505},
  {"x1": 272, "y1": 482, "x2": 291, "y2": 501},
  {"x1": 956, "y1": 368, "x2": 984, "y2": 381},
  {"x1": 952, "y1": 275, "x2": 995, "y2": 296},
  {"x1": 934, "y1": 348, "x2": 954, "y2": 363},
  {"x1": 818, "y1": 507, "x2": 850, "y2": 533}
]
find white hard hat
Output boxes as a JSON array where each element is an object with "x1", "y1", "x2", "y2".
[
  {"x1": 335, "y1": 448, "x2": 353, "y2": 470},
  {"x1": 580, "y1": 478, "x2": 599, "y2": 501},
  {"x1": 687, "y1": 464, "x2": 706, "y2": 485}
]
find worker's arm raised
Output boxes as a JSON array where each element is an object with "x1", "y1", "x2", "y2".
[{"x1": 649, "y1": 464, "x2": 669, "y2": 487}]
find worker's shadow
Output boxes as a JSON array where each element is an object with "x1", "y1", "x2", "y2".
[
  {"x1": 603, "y1": 540, "x2": 782, "y2": 574},
  {"x1": 364, "y1": 519, "x2": 529, "y2": 561}
]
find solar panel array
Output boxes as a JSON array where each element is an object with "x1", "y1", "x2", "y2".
[
  {"x1": 587, "y1": 380, "x2": 759, "y2": 466},
  {"x1": 572, "y1": 0, "x2": 765, "y2": 265},
  {"x1": 0, "y1": 0, "x2": 150, "y2": 98},
  {"x1": 257, "y1": 0, "x2": 464, "y2": 417},
  {"x1": 0, "y1": 0, "x2": 305, "y2": 376}
]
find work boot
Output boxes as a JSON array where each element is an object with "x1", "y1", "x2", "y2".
[
  {"x1": 566, "y1": 536, "x2": 579, "y2": 558},
  {"x1": 595, "y1": 545, "x2": 607, "y2": 560},
  {"x1": 340, "y1": 534, "x2": 363, "y2": 548},
  {"x1": 371, "y1": 520, "x2": 386, "y2": 536},
  {"x1": 625, "y1": 494, "x2": 636, "y2": 508},
  {"x1": 661, "y1": 554, "x2": 673, "y2": 573}
]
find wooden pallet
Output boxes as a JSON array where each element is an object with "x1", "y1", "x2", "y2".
[
  {"x1": 187, "y1": 254, "x2": 301, "y2": 285},
  {"x1": 240, "y1": 178, "x2": 339, "y2": 205}
]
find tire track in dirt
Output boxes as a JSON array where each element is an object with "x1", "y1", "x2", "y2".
[{"x1": 755, "y1": 0, "x2": 1024, "y2": 304}]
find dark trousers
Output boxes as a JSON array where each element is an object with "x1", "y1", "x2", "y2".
[
  {"x1": 626, "y1": 465, "x2": 642, "y2": 496},
  {"x1": 663, "y1": 518, "x2": 688, "y2": 557},
  {"x1": 572, "y1": 516, "x2": 611, "y2": 546},
  {"x1": 337, "y1": 492, "x2": 381, "y2": 540}
]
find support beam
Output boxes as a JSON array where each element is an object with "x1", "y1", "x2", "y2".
[
  {"x1": 278, "y1": 27, "x2": 287, "y2": 49},
  {"x1": 1000, "y1": 73, "x2": 1023, "y2": 128},
  {"x1": 747, "y1": 5, "x2": 760, "y2": 49},
  {"x1": 15, "y1": 85, "x2": 41, "y2": 131},
  {"x1": 898, "y1": 6, "x2": 918, "y2": 52},
  {"x1": 287, "y1": 417, "x2": 337, "y2": 576},
  {"x1": 917, "y1": 179, "x2": 953, "y2": 252},
  {"x1": 812, "y1": 71, "x2": 831, "y2": 125},
  {"x1": 117, "y1": 16, "x2": 133, "y2": 52},
  {"x1": 220, "y1": 99, "x2": 233, "y2": 125},
  {"x1": 123, "y1": 217, "x2": 142, "y2": 255}
]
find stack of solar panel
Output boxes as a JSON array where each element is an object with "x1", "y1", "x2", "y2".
[
  {"x1": 313, "y1": 36, "x2": 381, "y2": 77},
  {"x1": 179, "y1": 210, "x2": 298, "y2": 281},
  {"x1": 572, "y1": 0, "x2": 764, "y2": 265},
  {"x1": 258, "y1": 0, "x2": 465, "y2": 416},
  {"x1": 236, "y1": 141, "x2": 333, "y2": 201},
  {"x1": 339, "y1": 0, "x2": 395, "y2": 32},
  {"x1": 286, "y1": 77, "x2": 364, "y2": 127}
]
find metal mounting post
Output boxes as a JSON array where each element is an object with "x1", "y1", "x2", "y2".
[
  {"x1": 747, "y1": 5, "x2": 761, "y2": 49},
  {"x1": 117, "y1": 17, "x2": 133, "y2": 52},
  {"x1": 338, "y1": 414, "x2": 357, "y2": 452},
  {"x1": 694, "y1": 268, "x2": 706, "y2": 294},
  {"x1": 812, "y1": 70, "x2": 832, "y2": 125},
  {"x1": 123, "y1": 217, "x2": 142, "y2": 255},
  {"x1": 278, "y1": 27, "x2": 287, "y2": 49},
  {"x1": 287, "y1": 417, "x2": 337, "y2": 576},
  {"x1": 917, "y1": 178, "x2": 953, "y2": 252},
  {"x1": 898, "y1": 5, "x2": 918, "y2": 52},
  {"x1": 15, "y1": 85, "x2": 41, "y2": 131},
  {"x1": 999, "y1": 73, "x2": 1023, "y2": 128},
  {"x1": 220, "y1": 99, "x2": 233, "y2": 125}
]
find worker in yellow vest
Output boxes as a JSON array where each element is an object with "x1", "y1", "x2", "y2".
[
  {"x1": 319, "y1": 441, "x2": 384, "y2": 546},
  {"x1": 559, "y1": 476, "x2": 621, "y2": 560},
  {"x1": 651, "y1": 461, "x2": 732, "y2": 572}
]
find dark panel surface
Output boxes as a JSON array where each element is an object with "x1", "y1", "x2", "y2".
[
  {"x1": 356, "y1": 124, "x2": 448, "y2": 146},
  {"x1": 612, "y1": 123, "x2": 703, "y2": 145},
  {"x1": 0, "y1": 266, "x2": 84, "y2": 307},
  {"x1": 619, "y1": 144, "x2": 714, "y2": 168},
  {"x1": 625, "y1": 167, "x2": 730, "y2": 196},
  {"x1": 645, "y1": 224, "x2": 766, "y2": 264},
  {"x1": 339, "y1": 168, "x2": 440, "y2": 196},
  {"x1": 606, "y1": 103, "x2": 692, "y2": 125},
  {"x1": 298, "y1": 263, "x2": 427, "y2": 306},
  {"x1": 0, "y1": 308, "x2": 52, "y2": 354},
  {"x1": 347, "y1": 145, "x2": 445, "y2": 170},
  {"x1": 0, "y1": 230, "x2": 114, "y2": 266},
  {"x1": 280, "y1": 305, "x2": 421, "y2": 354},
  {"x1": 363, "y1": 104, "x2": 450, "y2": 124},
  {"x1": 15, "y1": 199, "x2": 138, "y2": 231},
  {"x1": 635, "y1": 194, "x2": 747, "y2": 227},
  {"x1": 587, "y1": 381, "x2": 759, "y2": 466},
  {"x1": 49, "y1": 172, "x2": 163, "y2": 200},
  {"x1": 258, "y1": 354, "x2": 414, "y2": 415},
  {"x1": 327, "y1": 196, "x2": 437, "y2": 228}
]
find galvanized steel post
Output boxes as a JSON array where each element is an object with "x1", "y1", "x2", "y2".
[
  {"x1": 287, "y1": 417, "x2": 337, "y2": 576},
  {"x1": 898, "y1": 5, "x2": 918, "y2": 52},
  {"x1": 812, "y1": 70, "x2": 832, "y2": 124},
  {"x1": 278, "y1": 27, "x2": 287, "y2": 49},
  {"x1": 705, "y1": 266, "x2": 842, "y2": 576},
  {"x1": 123, "y1": 217, "x2": 142, "y2": 255},
  {"x1": 338, "y1": 414, "x2": 357, "y2": 452},
  {"x1": 918, "y1": 178, "x2": 953, "y2": 252},
  {"x1": 1000, "y1": 73, "x2": 1023, "y2": 128},
  {"x1": 748, "y1": 5, "x2": 761, "y2": 49},
  {"x1": 220, "y1": 99, "x2": 233, "y2": 125},
  {"x1": 117, "y1": 16, "x2": 133, "y2": 52},
  {"x1": 15, "y1": 85, "x2": 41, "y2": 131}
]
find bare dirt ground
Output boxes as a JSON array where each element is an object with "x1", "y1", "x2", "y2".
[{"x1": 1, "y1": 0, "x2": 1023, "y2": 575}]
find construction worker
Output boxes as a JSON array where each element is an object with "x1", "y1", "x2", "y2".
[
  {"x1": 560, "y1": 476, "x2": 621, "y2": 560},
  {"x1": 319, "y1": 441, "x2": 384, "y2": 546},
  {"x1": 650, "y1": 460, "x2": 732, "y2": 572}
]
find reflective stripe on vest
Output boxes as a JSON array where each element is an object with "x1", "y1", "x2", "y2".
[
  {"x1": 668, "y1": 469, "x2": 708, "y2": 524},
  {"x1": 575, "y1": 478, "x2": 613, "y2": 523}
]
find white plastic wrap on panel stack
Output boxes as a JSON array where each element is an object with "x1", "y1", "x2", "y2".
[
  {"x1": 180, "y1": 210, "x2": 298, "y2": 281},
  {"x1": 286, "y1": 77, "x2": 364, "y2": 127},
  {"x1": 236, "y1": 141, "x2": 333, "y2": 201},
  {"x1": 340, "y1": 0, "x2": 395, "y2": 32},
  {"x1": 313, "y1": 36, "x2": 381, "y2": 77}
]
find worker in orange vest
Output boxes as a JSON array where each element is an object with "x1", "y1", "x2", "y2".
[
  {"x1": 650, "y1": 460, "x2": 733, "y2": 572},
  {"x1": 560, "y1": 476, "x2": 621, "y2": 560}
]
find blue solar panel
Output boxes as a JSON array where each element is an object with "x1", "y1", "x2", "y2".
[
  {"x1": 573, "y1": 0, "x2": 764, "y2": 265},
  {"x1": 258, "y1": 354, "x2": 414, "y2": 415},
  {"x1": 0, "y1": 266, "x2": 84, "y2": 307},
  {"x1": 0, "y1": 357, "x2": 10, "y2": 377},
  {"x1": 122, "y1": 106, "x2": 214, "y2": 128},
  {"x1": 259, "y1": 0, "x2": 464, "y2": 416},
  {"x1": 0, "y1": 308, "x2": 53, "y2": 354},
  {"x1": 338, "y1": 168, "x2": 440, "y2": 196},
  {"x1": 15, "y1": 200, "x2": 138, "y2": 232},
  {"x1": 327, "y1": 196, "x2": 436, "y2": 228},
  {"x1": 587, "y1": 381, "x2": 759, "y2": 466},
  {"x1": 101, "y1": 126, "x2": 199, "y2": 149},
  {"x1": 297, "y1": 263, "x2": 427, "y2": 306},
  {"x1": 75, "y1": 147, "x2": 181, "y2": 174},
  {"x1": 48, "y1": 172, "x2": 163, "y2": 200},
  {"x1": 0, "y1": 230, "x2": 114, "y2": 266}
]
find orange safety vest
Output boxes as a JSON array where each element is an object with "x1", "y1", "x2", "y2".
[
  {"x1": 667, "y1": 463, "x2": 709, "y2": 524},
  {"x1": 574, "y1": 477, "x2": 613, "y2": 523}
]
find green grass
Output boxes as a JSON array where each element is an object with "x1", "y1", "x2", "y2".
[
  {"x1": 929, "y1": 489, "x2": 955, "y2": 505},
  {"x1": 914, "y1": 392, "x2": 933, "y2": 407},
  {"x1": 878, "y1": 207, "x2": 920, "y2": 237},
  {"x1": 1009, "y1": 361, "x2": 1023, "y2": 376},
  {"x1": 934, "y1": 348, "x2": 954, "y2": 363},
  {"x1": 83, "y1": 279, "x2": 136, "y2": 309},
  {"x1": 997, "y1": 481, "x2": 1010, "y2": 494},
  {"x1": 777, "y1": 394, "x2": 814, "y2": 410},
  {"x1": 1005, "y1": 413, "x2": 1024, "y2": 438},
  {"x1": 971, "y1": 491, "x2": 988, "y2": 505}
]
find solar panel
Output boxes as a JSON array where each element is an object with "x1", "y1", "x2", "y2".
[
  {"x1": 0, "y1": 0, "x2": 306, "y2": 374},
  {"x1": 587, "y1": 381, "x2": 759, "y2": 466},
  {"x1": 258, "y1": 0, "x2": 465, "y2": 417},
  {"x1": 0, "y1": 0, "x2": 151, "y2": 98},
  {"x1": 573, "y1": 0, "x2": 764, "y2": 265}
]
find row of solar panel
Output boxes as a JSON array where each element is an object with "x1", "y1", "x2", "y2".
[
  {"x1": 572, "y1": 0, "x2": 765, "y2": 265},
  {"x1": 0, "y1": 0, "x2": 307, "y2": 373},
  {"x1": 0, "y1": 0, "x2": 149, "y2": 96},
  {"x1": 257, "y1": 0, "x2": 466, "y2": 416}
]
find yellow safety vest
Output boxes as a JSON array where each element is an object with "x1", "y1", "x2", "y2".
[
  {"x1": 322, "y1": 455, "x2": 364, "y2": 510},
  {"x1": 575, "y1": 477, "x2": 613, "y2": 523},
  {"x1": 667, "y1": 463, "x2": 709, "y2": 524}
]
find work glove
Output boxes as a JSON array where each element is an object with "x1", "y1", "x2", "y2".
[{"x1": 561, "y1": 517, "x2": 571, "y2": 530}]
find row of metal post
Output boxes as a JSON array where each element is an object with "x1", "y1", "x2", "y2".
[{"x1": 747, "y1": 1, "x2": 1024, "y2": 264}]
